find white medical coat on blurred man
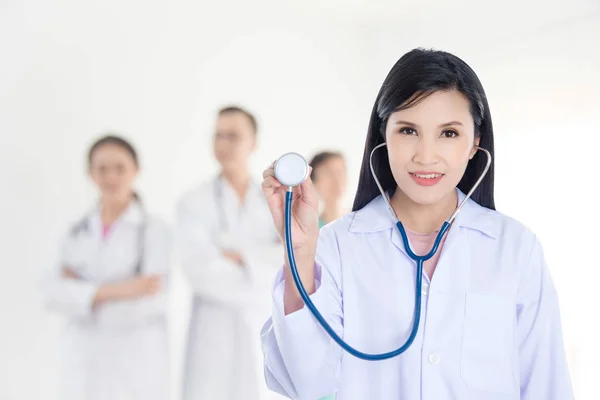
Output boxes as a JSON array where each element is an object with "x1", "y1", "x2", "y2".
[{"x1": 177, "y1": 106, "x2": 285, "y2": 400}]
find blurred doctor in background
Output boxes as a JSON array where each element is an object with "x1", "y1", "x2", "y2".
[
  {"x1": 176, "y1": 106, "x2": 284, "y2": 400},
  {"x1": 42, "y1": 135, "x2": 172, "y2": 400},
  {"x1": 309, "y1": 151, "x2": 348, "y2": 228}
]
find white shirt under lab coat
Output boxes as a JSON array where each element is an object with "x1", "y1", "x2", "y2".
[
  {"x1": 42, "y1": 202, "x2": 171, "y2": 400},
  {"x1": 176, "y1": 176, "x2": 286, "y2": 400},
  {"x1": 261, "y1": 189, "x2": 574, "y2": 400}
]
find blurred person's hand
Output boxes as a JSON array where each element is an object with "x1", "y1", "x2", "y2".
[
  {"x1": 61, "y1": 267, "x2": 81, "y2": 279},
  {"x1": 93, "y1": 275, "x2": 162, "y2": 306},
  {"x1": 222, "y1": 250, "x2": 244, "y2": 266},
  {"x1": 124, "y1": 275, "x2": 162, "y2": 297}
]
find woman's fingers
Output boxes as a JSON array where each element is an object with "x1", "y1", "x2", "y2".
[
  {"x1": 261, "y1": 175, "x2": 282, "y2": 191},
  {"x1": 299, "y1": 169, "x2": 319, "y2": 208}
]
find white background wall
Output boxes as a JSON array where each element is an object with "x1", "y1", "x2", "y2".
[{"x1": 1, "y1": 1, "x2": 599, "y2": 399}]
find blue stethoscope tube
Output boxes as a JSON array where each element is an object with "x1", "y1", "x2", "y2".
[
  {"x1": 285, "y1": 189, "x2": 450, "y2": 361},
  {"x1": 280, "y1": 143, "x2": 491, "y2": 361}
]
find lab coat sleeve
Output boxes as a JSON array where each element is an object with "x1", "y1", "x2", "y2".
[
  {"x1": 41, "y1": 234, "x2": 99, "y2": 320},
  {"x1": 517, "y1": 235, "x2": 574, "y2": 399},
  {"x1": 260, "y1": 226, "x2": 343, "y2": 400},
  {"x1": 176, "y1": 194, "x2": 257, "y2": 306}
]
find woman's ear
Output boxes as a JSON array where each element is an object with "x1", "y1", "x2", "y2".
[{"x1": 469, "y1": 137, "x2": 481, "y2": 160}]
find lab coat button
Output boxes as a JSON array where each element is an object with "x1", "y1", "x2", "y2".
[{"x1": 429, "y1": 353, "x2": 440, "y2": 365}]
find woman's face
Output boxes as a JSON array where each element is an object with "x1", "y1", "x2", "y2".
[
  {"x1": 89, "y1": 144, "x2": 138, "y2": 204},
  {"x1": 384, "y1": 90, "x2": 479, "y2": 206},
  {"x1": 313, "y1": 156, "x2": 347, "y2": 203}
]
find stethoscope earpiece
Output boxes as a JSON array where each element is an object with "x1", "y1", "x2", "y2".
[{"x1": 274, "y1": 152, "x2": 309, "y2": 188}]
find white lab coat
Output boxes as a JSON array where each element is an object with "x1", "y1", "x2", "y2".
[
  {"x1": 42, "y1": 202, "x2": 172, "y2": 400},
  {"x1": 261, "y1": 189, "x2": 573, "y2": 399},
  {"x1": 176, "y1": 176, "x2": 286, "y2": 400}
]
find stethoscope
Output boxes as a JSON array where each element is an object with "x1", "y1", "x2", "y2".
[
  {"x1": 273, "y1": 142, "x2": 492, "y2": 361},
  {"x1": 70, "y1": 199, "x2": 147, "y2": 275}
]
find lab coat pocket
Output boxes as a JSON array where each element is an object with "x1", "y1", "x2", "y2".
[{"x1": 460, "y1": 293, "x2": 516, "y2": 394}]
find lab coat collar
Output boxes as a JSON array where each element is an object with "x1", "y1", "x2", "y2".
[
  {"x1": 349, "y1": 188, "x2": 498, "y2": 239},
  {"x1": 89, "y1": 199, "x2": 145, "y2": 228},
  {"x1": 120, "y1": 200, "x2": 145, "y2": 225},
  {"x1": 215, "y1": 174, "x2": 262, "y2": 202}
]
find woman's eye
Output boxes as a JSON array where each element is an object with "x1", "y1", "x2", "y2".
[
  {"x1": 442, "y1": 130, "x2": 458, "y2": 138},
  {"x1": 399, "y1": 127, "x2": 417, "y2": 135}
]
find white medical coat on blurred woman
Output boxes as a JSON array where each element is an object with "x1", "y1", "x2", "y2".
[
  {"x1": 42, "y1": 201, "x2": 172, "y2": 400},
  {"x1": 177, "y1": 176, "x2": 284, "y2": 400}
]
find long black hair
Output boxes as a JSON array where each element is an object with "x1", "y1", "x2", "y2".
[
  {"x1": 88, "y1": 134, "x2": 139, "y2": 168},
  {"x1": 352, "y1": 48, "x2": 495, "y2": 211}
]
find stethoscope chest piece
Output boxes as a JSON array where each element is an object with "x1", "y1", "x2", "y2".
[{"x1": 274, "y1": 152, "x2": 309, "y2": 187}]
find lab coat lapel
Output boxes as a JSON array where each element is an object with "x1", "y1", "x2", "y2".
[
  {"x1": 87, "y1": 202, "x2": 143, "y2": 280},
  {"x1": 72, "y1": 208, "x2": 103, "y2": 280},
  {"x1": 426, "y1": 190, "x2": 489, "y2": 294},
  {"x1": 427, "y1": 224, "x2": 469, "y2": 293},
  {"x1": 355, "y1": 189, "x2": 483, "y2": 292},
  {"x1": 217, "y1": 176, "x2": 263, "y2": 234},
  {"x1": 217, "y1": 175, "x2": 242, "y2": 233},
  {"x1": 389, "y1": 224, "x2": 411, "y2": 259},
  {"x1": 386, "y1": 217, "x2": 469, "y2": 290},
  {"x1": 349, "y1": 194, "x2": 408, "y2": 254}
]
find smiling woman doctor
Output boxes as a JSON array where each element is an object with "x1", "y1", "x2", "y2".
[
  {"x1": 260, "y1": 48, "x2": 574, "y2": 400},
  {"x1": 42, "y1": 135, "x2": 171, "y2": 400}
]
